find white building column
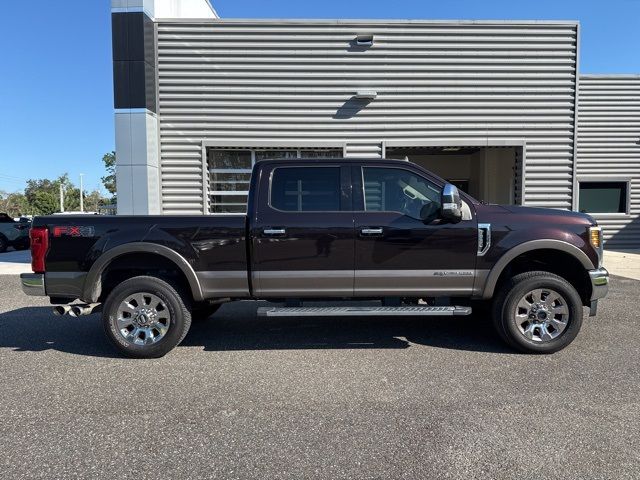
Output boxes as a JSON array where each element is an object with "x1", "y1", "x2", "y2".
[
  {"x1": 115, "y1": 109, "x2": 161, "y2": 215},
  {"x1": 111, "y1": 0, "x2": 217, "y2": 215}
]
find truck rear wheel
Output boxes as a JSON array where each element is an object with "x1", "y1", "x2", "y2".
[
  {"x1": 102, "y1": 276, "x2": 192, "y2": 358},
  {"x1": 492, "y1": 271, "x2": 583, "y2": 354}
]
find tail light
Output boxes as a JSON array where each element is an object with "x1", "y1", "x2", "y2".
[{"x1": 30, "y1": 227, "x2": 49, "y2": 273}]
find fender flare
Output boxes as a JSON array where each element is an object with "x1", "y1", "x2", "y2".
[
  {"x1": 82, "y1": 242, "x2": 204, "y2": 302},
  {"x1": 481, "y1": 239, "x2": 596, "y2": 299}
]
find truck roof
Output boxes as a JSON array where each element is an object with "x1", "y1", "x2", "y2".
[{"x1": 256, "y1": 157, "x2": 411, "y2": 166}]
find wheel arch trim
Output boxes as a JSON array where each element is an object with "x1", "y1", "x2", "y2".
[
  {"x1": 481, "y1": 239, "x2": 596, "y2": 299},
  {"x1": 82, "y1": 242, "x2": 204, "y2": 303}
]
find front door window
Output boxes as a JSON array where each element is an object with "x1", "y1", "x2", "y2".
[{"x1": 363, "y1": 167, "x2": 441, "y2": 221}]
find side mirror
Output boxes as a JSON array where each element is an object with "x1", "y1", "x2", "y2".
[{"x1": 441, "y1": 183, "x2": 463, "y2": 223}]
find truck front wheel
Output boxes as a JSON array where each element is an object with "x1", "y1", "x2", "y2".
[
  {"x1": 102, "y1": 276, "x2": 192, "y2": 358},
  {"x1": 492, "y1": 271, "x2": 583, "y2": 354}
]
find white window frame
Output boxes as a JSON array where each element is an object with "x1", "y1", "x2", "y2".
[{"x1": 576, "y1": 177, "x2": 632, "y2": 216}]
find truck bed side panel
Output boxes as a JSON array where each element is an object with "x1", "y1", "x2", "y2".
[{"x1": 32, "y1": 215, "x2": 249, "y2": 300}]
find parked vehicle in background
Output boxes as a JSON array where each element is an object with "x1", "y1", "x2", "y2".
[
  {"x1": 20, "y1": 158, "x2": 609, "y2": 358},
  {"x1": 52, "y1": 211, "x2": 100, "y2": 215},
  {"x1": 0, "y1": 213, "x2": 30, "y2": 253}
]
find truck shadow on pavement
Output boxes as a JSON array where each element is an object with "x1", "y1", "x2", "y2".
[
  {"x1": 186, "y1": 306, "x2": 515, "y2": 354},
  {"x1": 0, "y1": 304, "x2": 515, "y2": 357},
  {"x1": 0, "y1": 307, "x2": 122, "y2": 358}
]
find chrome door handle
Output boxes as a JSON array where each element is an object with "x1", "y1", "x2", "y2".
[
  {"x1": 360, "y1": 227, "x2": 383, "y2": 236},
  {"x1": 263, "y1": 228, "x2": 286, "y2": 236}
]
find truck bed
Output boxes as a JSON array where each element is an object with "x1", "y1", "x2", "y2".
[{"x1": 32, "y1": 214, "x2": 249, "y2": 301}]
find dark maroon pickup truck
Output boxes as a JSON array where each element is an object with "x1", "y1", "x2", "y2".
[{"x1": 21, "y1": 158, "x2": 609, "y2": 358}]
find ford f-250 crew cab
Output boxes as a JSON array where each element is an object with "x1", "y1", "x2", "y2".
[{"x1": 20, "y1": 158, "x2": 609, "y2": 358}]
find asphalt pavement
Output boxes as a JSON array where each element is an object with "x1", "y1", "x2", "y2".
[{"x1": 0, "y1": 274, "x2": 639, "y2": 479}]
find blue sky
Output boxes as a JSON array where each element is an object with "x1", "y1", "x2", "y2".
[{"x1": 0, "y1": 0, "x2": 638, "y2": 194}]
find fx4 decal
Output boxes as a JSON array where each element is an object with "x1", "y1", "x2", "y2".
[{"x1": 52, "y1": 226, "x2": 96, "y2": 238}]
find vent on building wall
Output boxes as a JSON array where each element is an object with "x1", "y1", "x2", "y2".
[
  {"x1": 355, "y1": 34, "x2": 374, "y2": 46},
  {"x1": 355, "y1": 90, "x2": 378, "y2": 100}
]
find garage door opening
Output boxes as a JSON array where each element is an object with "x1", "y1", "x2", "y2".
[{"x1": 386, "y1": 146, "x2": 523, "y2": 205}]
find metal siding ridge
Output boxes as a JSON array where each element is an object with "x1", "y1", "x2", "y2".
[
  {"x1": 157, "y1": 20, "x2": 577, "y2": 213},
  {"x1": 577, "y1": 75, "x2": 640, "y2": 246}
]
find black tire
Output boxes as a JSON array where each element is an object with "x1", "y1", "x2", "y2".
[
  {"x1": 192, "y1": 302, "x2": 221, "y2": 322},
  {"x1": 0, "y1": 235, "x2": 7, "y2": 253},
  {"x1": 102, "y1": 276, "x2": 192, "y2": 358},
  {"x1": 492, "y1": 271, "x2": 583, "y2": 354},
  {"x1": 13, "y1": 239, "x2": 30, "y2": 250},
  {"x1": 470, "y1": 299, "x2": 492, "y2": 321}
]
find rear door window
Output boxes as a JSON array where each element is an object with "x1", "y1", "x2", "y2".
[{"x1": 270, "y1": 167, "x2": 341, "y2": 212}]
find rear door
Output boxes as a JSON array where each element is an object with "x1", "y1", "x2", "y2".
[
  {"x1": 250, "y1": 163, "x2": 354, "y2": 297},
  {"x1": 352, "y1": 164, "x2": 478, "y2": 296}
]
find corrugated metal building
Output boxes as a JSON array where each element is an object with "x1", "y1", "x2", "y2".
[
  {"x1": 111, "y1": 0, "x2": 639, "y2": 247},
  {"x1": 577, "y1": 75, "x2": 640, "y2": 247}
]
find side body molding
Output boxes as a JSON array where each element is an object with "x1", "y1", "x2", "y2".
[
  {"x1": 480, "y1": 239, "x2": 596, "y2": 299},
  {"x1": 82, "y1": 242, "x2": 204, "y2": 303}
]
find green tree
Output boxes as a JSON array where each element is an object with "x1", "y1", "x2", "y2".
[
  {"x1": 24, "y1": 174, "x2": 83, "y2": 214},
  {"x1": 0, "y1": 191, "x2": 29, "y2": 217},
  {"x1": 84, "y1": 190, "x2": 107, "y2": 212},
  {"x1": 24, "y1": 177, "x2": 62, "y2": 215},
  {"x1": 102, "y1": 151, "x2": 116, "y2": 196},
  {"x1": 5, "y1": 173, "x2": 111, "y2": 216}
]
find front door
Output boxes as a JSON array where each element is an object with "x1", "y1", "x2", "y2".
[
  {"x1": 250, "y1": 164, "x2": 354, "y2": 297},
  {"x1": 352, "y1": 165, "x2": 478, "y2": 296}
]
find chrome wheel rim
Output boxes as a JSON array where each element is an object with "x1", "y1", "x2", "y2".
[
  {"x1": 116, "y1": 292, "x2": 170, "y2": 346},
  {"x1": 514, "y1": 288, "x2": 569, "y2": 343}
]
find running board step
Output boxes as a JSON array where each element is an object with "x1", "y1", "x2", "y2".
[{"x1": 257, "y1": 305, "x2": 472, "y2": 317}]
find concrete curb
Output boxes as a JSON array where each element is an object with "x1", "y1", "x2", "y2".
[
  {"x1": 0, "y1": 249, "x2": 31, "y2": 275},
  {"x1": 604, "y1": 249, "x2": 640, "y2": 281}
]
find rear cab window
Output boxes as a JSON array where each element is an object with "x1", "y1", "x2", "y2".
[{"x1": 270, "y1": 167, "x2": 342, "y2": 212}]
